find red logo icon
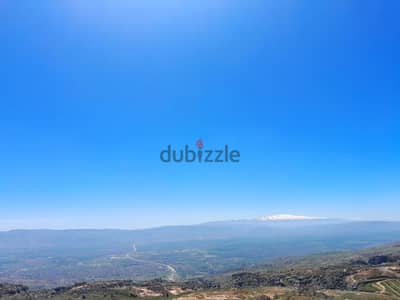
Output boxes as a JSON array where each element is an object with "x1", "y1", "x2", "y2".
[{"x1": 196, "y1": 138, "x2": 204, "y2": 149}]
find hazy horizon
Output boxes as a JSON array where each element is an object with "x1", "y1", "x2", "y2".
[{"x1": 2, "y1": 213, "x2": 400, "y2": 231}]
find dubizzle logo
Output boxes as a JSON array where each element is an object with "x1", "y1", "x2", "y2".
[{"x1": 160, "y1": 139, "x2": 240, "y2": 163}]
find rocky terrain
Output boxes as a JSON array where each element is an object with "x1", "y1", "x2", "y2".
[{"x1": 2, "y1": 243, "x2": 400, "y2": 299}]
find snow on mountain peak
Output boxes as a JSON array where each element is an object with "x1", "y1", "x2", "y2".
[{"x1": 258, "y1": 214, "x2": 324, "y2": 221}]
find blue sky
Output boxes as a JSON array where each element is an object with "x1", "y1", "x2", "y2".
[{"x1": 1, "y1": 1, "x2": 400, "y2": 229}]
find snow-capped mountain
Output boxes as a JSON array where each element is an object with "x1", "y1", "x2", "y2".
[{"x1": 258, "y1": 214, "x2": 325, "y2": 221}]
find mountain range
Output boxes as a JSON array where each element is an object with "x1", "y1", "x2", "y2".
[{"x1": 1, "y1": 215, "x2": 400, "y2": 288}]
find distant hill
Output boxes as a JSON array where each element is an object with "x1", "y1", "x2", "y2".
[
  {"x1": 2, "y1": 242, "x2": 400, "y2": 299},
  {"x1": 1, "y1": 220, "x2": 400, "y2": 288}
]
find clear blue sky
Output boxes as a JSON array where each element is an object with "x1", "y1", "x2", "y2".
[{"x1": 1, "y1": 1, "x2": 399, "y2": 229}]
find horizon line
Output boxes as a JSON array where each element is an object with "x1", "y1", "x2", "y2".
[{"x1": 1, "y1": 217, "x2": 399, "y2": 232}]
